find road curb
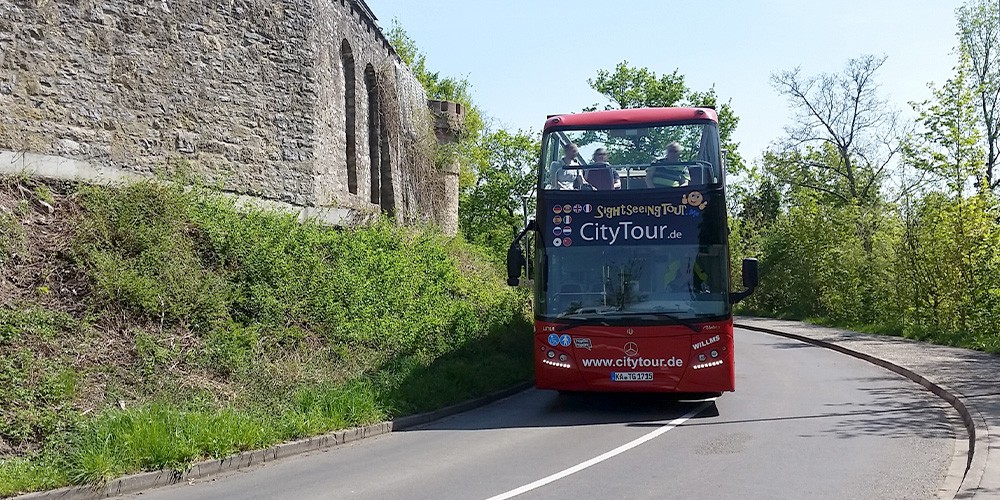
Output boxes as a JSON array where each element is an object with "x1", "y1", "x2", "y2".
[
  {"x1": 391, "y1": 382, "x2": 534, "y2": 431},
  {"x1": 13, "y1": 382, "x2": 533, "y2": 500},
  {"x1": 735, "y1": 322, "x2": 985, "y2": 500}
]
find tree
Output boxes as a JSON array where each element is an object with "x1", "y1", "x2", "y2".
[
  {"x1": 459, "y1": 129, "x2": 539, "y2": 258},
  {"x1": 903, "y1": 50, "x2": 993, "y2": 336},
  {"x1": 766, "y1": 55, "x2": 907, "y2": 323},
  {"x1": 906, "y1": 53, "x2": 984, "y2": 197},
  {"x1": 386, "y1": 19, "x2": 483, "y2": 139},
  {"x1": 586, "y1": 63, "x2": 687, "y2": 110},
  {"x1": 586, "y1": 61, "x2": 745, "y2": 176},
  {"x1": 386, "y1": 20, "x2": 539, "y2": 262},
  {"x1": 957, "y1": 0, "x2": 1000, "y2": 190},
  {"x1": 769, "y1": 54, "x2": 904, "y2": 206}
]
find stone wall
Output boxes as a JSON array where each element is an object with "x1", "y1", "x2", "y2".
[{"x1": 0, "y1": 0, "x2": 456, "y2": 228}]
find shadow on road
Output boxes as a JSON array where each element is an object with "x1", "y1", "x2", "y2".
[
  {"x1": 399, "y1": 390, "x2": 719, "y2": 432},
  {"x1": 403, "y1": 370, "x2": 955, "y2": 443}
]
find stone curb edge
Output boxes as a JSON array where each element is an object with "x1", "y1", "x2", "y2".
[
  {"x1": 13, "y1": 382, "x2": 534, "y2": 500},
  {"x1": 735, "y1": 322, "x2": 987, "y2": 499},
  {"x1": 391, "y1": 382, "x2": 533, "y2": 431}
]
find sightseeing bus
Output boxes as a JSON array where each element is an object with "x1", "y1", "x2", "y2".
[{"x1": 507, "y1": 107, "x2": 758, "y2": 394}]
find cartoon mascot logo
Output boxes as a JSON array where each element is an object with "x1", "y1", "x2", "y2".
[{"x1": 682, "y1": 190, "x2": 708, "y2": 210}]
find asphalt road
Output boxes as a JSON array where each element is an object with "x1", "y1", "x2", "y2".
[{"x1": 129, "y1": 328, "x2": 957, "y2": 500}]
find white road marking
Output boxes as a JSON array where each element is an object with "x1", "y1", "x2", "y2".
[{"x1": 485, "y1": 401, "x2": 712, "y2": 500}]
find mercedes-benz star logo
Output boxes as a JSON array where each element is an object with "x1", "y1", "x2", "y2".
[{"x1": 624, "y1": 342, "x2": 638, "y2": 357}]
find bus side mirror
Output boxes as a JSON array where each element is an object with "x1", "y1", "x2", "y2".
[
  {"x1": 506, "y1": 221, "x2": 537, "y2": 286},
  {"x1": 730, "y1": 258, "x2": 759, "y2": 304},
  {"x1": 507, "y1": 243, "x2": 525, "y2": 286},
  {"x1": 742, "y1": 258, "x2": 759, "y2": 289}
]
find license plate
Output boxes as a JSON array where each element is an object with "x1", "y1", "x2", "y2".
[{"x1": 611, "y1": 372, "x2": 653, "y2": 381}]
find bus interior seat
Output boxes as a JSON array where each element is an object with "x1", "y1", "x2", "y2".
[
  {"x1": 585, "y1": 168, "x2": 616, "y2": 190},
  {"x1": 626, "y1": 175, "x2": 647, "y2": 189},
  {"x1": 688, "y1": 165, "x2": 705, "y2": 185}
]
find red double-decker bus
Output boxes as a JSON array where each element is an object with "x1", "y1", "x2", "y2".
[{"x1": 507, "y1": 107, "x2": 758, "y2": 394}]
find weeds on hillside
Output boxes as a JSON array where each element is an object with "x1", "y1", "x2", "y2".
[
  {"x1": 0, "y1": 180, "x2": 532, "y2": 496},
  {"x1": 0, "y1": 210, "x2": 24, "y2": 263}
]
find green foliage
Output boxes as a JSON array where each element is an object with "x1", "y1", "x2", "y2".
[
  {"x1": 586, "y1": 62, "x2": 687, "y2": 110},
  {"x1": 735, "y1": 162, "x2": 1000, "y2": 353},
  {"x1": 73, "y1": 182, "x2": 232, "y2": 331},
  {"x1": 33, "y1": 184, "x2": 55, "y2": 205},
  {"x1": 62, "y1": 382, "x2": 383, "y2": 484},
  {"x1": 0, "y1": 457, "x2": 66, "y2": 497},
  {"x1": 0, "y1": 308, "x2": 81, "y2": 452},
  {"x1": 586, "y1": 61, "x2": 745, "y2": 175},
  {"x1": 1, "y1": 180, "x2": 533, "y2": 495},
  {"x1": 459, "y1": 129, "x2": 539, "y2": 258},
  {"x1": 907, "y1": 51, "x2": 983, "y2": 194},
  {"x1": 957, "y1": 0, "x2": 1000, "y2": 190},
  {"x1": 67, "y1": 404, "x2": 276, "y2": 483},
  {"x1": 0, "y1": 350, "x2": 78, "y2": 446},
  {"x1": 379, "y1": 306, "x2": 532, "y2": 416},
  {"x1": 896, "y1": 192, "x2": 1000, "y2": 348},
  {"x1": 0, "y1": 307, "x2": 76, "y2": 342},
  {"x1": 62, "y1": 381, "x2": 386, "y2": 485},
  {"x1": 386, "y1": 19, "x2": 483, "y2": 139},
  {"x1": 284, "y1": 380, "x2": 385, "y2": 437}
]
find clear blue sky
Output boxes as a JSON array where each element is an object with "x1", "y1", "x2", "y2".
[{"x1": 369, "y1": 1, "x2": 964, "y2": 164}]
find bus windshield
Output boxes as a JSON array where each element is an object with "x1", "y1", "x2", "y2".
[
  {"x1": 540, "y1": 122, "x2": 721, "y2": 191},
  {"x1": 539, "y1": 243, "x2": 730, "y2": 321}
]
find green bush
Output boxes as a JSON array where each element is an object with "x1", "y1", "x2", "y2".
[
  {"x1": 732, "y1": 180, "x2": 1000, "y2": 354},
  {"x1": 74, "y1": 183, "x2": 231, "y2": 330},
  {"x1": 0, "y1": 308, "x2": 81, "y2": 451},
  {"x1": 2, "y1": 180, "x2": 532, "y2": 495}
]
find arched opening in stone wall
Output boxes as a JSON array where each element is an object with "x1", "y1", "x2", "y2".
[
  {"x1": 341, "y1": 40, "x2": 358, "y2": 195},
  {"x1": 378, "y1": 85, "x2": 394, "y2": 216},
  {"x1": 364, "y1": 64, "x2": 380, "y2": 205}
]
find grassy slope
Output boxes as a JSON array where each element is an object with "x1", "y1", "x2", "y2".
[{"x1": 0, "y1": 177, "x2": 532, "y2": 495}]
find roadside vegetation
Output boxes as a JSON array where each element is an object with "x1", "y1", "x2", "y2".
[
  {"x1": 730, "y1": 0, "x2": 1000, "y2": 354},
  {"x1": 0, "y1": 179, "x2": 531, "y2": 495}
]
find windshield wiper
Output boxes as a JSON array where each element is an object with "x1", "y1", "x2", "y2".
[
  {"x1": 617, "y1": 312, "x2": 702, "y2": 333},
  {"x1": 553, "y1": 317, "x2": 610, "y2": 333}
]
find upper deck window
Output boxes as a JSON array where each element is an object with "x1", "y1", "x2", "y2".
[{"x1": 540, "y1": 122, "x2": 722, "y2": 191}]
